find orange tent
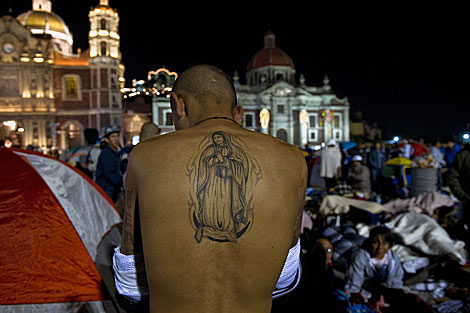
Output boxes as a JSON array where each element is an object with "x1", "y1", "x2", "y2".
[{"x1": 0, "y1": 148, "x2": 121, "y2": 311}]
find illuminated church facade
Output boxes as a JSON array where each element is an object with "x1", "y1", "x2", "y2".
[
  {"x1": 146, "y1": 32, "x2": 350, "y2": 147},
  {"x1": 0, "y1": 0, "x2": 124, "y2": 151}
]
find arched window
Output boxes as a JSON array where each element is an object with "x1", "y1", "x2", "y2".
[
  {"x1": 100, "y1": 19, "x2": 107, "y2": 30},
  {"x1": 100, "y1": 41, "x2": 107, "y2": 56},
  {"x1": 276, "y1": 129, "x2": 288, "y2": 142}
]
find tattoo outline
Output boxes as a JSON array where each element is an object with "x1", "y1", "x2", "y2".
[{"x1": 186, "y1": 131, "x2": 261, "y2": 244}]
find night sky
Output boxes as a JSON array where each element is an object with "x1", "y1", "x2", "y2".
[{"x1": 2, "y1": 1, "x2": 469, "y2": 141}]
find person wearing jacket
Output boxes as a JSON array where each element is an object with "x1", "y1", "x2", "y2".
[
  {"x1": 95, "y1": 125, "x2": 122, "y2": 203},
  {"x1": 368, "y1": 142, "x2": 386, "y2": 193},
  {"x1": 348, "y1": 155, "x2": 371, "y2": 194},
  {"x1": 344, "y1": 226, "x2": 403, "y2": 296}
]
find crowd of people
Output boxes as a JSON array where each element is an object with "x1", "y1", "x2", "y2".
[
  {"x1": 305, "y1": 138, "x2": 463, "y2": 200},
  {"x1": 57, "y1": 124, "x2": 470, "y2": 313},
  {"x1": 62, "y1": 122, "x2": 161, "y2": 212},
  {"x1": 293, "y1": 137, "x2": 470, "y2": 313}
]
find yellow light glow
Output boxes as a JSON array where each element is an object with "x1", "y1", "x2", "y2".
[
  {"x1": 299, "y1": 109, "x2": 309, "y2": 129},
  {"x1": 89, "y1": 30, "x2": 97, "y2": 37},
  {"x1": 147, "y1": 68, "x2": 178, "y2": 81},
  {"x1": 3, "y1": 120, "x2": 17, "y2": 131},
  {"x1": 22, "y1": 91, "x2": 31, "y2": 98},
  {"x1": 33, "y1": 57, "x2": 44, "y2": 63},
  {"x1": 17, "y1": 127, "x2": 25, "y2": 133},
  {"x1": 20, "y1": 57, "x2": 30, "y2": 62},
  {"x1": 98, "y1": 30, "x2": 109, "y2": 36},
  {"x1": 260, "y1": 108, "x2": 270, "y2": 129}
]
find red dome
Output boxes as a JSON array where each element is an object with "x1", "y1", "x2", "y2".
[{"x1": 247, "y1": 32, "x2": 294, "y2": 71}]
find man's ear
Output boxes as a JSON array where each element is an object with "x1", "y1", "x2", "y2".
[
  {"x1": 232, "y1": 105, "x2": 244, "y2": 124},
  {"x1": 170, "y1": 92, "x2": 187, "y2": 118}
]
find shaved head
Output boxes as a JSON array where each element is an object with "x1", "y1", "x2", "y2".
[{"x1": 173, "y1": 64, "x2": 237, "y2": 110}]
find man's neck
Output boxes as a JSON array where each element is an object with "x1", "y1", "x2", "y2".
[{"x1": 196, "y1": 111, "x2": 233, "y2": 122}]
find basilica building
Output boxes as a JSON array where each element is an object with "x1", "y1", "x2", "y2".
[
  {"x1": 146, "y1": 32, "x2": 350, "y2": 147},
  {"x1": 0, "y1": 0, "x2": 124, "y2": 151}
]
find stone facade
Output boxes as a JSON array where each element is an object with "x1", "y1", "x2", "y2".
[
  {"x1": 148, "y1": 32, "x2": 350, "y2": 147},
  {"x1": 0, "y1": 0, "x2": 123, "y2": 152}
]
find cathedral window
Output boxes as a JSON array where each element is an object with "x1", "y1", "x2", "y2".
[
  {"x1": 100, "y1": 42, "x2": 107, "y2": 56},
  {"x1": 100, "y1": 19, "x2": 107, "y2": 30},
  {"x1": 62, "y1": 75, "x2": 81, "y2": 101},
  {"x1": 308, "y1": 130, "x2": 318, "y2": 141},
  {"x1": 165, "y1": 112, "x2": 173, "y2": 126},
  {"x1": 309, "y1": 115, "x2": 316, "y2": 127},
  {"x1": 244, "y1": 113, "x2": 254, "y2": 128},
  {"x1": 333, "y1": 113, "x2": 342, "y2": 127}
]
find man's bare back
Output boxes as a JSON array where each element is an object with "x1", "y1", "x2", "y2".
[{"x1": 118, "y1": 65, "x2": 306, "y2": 313}]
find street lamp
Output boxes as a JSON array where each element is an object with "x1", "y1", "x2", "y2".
[
  {"x1": 393, "y1": 136, "x2": 400, "y2": 142},
  {"x1": 463, "y1": 133, "x2": 470, "y2": 140}
]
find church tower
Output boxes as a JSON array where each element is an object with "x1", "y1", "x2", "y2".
[
  {"x1": 88, "y1": 0, "x2": 123, "y2": 134},
  {"x1": 88, "y1": 0, "x2": 120, "y2": 64}
]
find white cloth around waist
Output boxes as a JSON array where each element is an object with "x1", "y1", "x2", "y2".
[
  {"x1": 273, "y1": 238, "x2": 302, "y2": 298},
  {"x1": 113, "y1": 245, "x2": 149, "y2": 301},
  {"x1": 113, "y1": 238, "x2": 302, "y2": 301}
]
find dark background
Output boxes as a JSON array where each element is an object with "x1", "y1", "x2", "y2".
[{"x1": 2, "y1": 1, "x2": 469, "y2": 141}]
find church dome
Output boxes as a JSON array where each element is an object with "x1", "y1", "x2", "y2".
[
  {"x1": 247, "y1": 31, "x2": 294, "y2": 71},
  {"x1": 17, "y1": 1, "x2": 73, "y2": 53}
]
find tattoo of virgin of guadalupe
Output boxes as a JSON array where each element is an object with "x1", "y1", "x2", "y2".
[{"x1": 186, "y1": 131, "x2": 262, "y2": 244}]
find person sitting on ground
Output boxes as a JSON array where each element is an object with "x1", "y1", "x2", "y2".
[
  {"x1": 112, "y1": 64, "x2": 307, "y2": 313},
  {"x1": 344, "y1": 226, "x2": 403, "y2": 299},
  {"x1": 348, "y1": 155, "x2": 371, "y2": 195},
  {"x1": 344, "y1": 226, "x2": 433, "y2": 312},
  {"x1": 304, "y1": 238, "x2": 343, "y2": 313}
]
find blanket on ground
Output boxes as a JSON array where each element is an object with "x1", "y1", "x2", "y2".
[
  {"x1": 319, "y1": 195, "x2": 387, "y2": 216},
  {"x1": 385, "y1": 212, "x2": 467, "y2": 265},
  {"x1": 382, "y1": 191, "x2": 456, "y2": 215}
]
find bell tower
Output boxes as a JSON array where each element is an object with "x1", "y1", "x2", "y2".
[
  {"x1": 88, "y1": 0, "x2": 123, "y2": 134},
  {"x1": 88, "y1": 0, "x2": 120, "y2": 64}
]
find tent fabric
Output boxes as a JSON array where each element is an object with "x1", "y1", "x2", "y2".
[
  {"x1": 0, "y1": 301, "x2": 106, "y2": 313},
  {"x1": 14, "y1": 150, "x2": 121, "y2": 261},
  {"x1": 0, "y1": 148, "x2": 121, "y2": 306}
]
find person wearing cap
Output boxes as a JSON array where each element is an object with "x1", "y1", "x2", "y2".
[
  {"x1": 348, "y1": 154, "x2": 371, "y2": 194},
  {"x1": 319, "y1": 139, "x2": 342, "y2": 192},
  {"x1": 95, "y1": 125, "x2": 123, "y2": 203}
]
